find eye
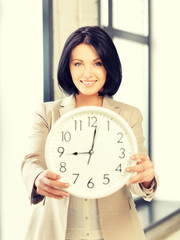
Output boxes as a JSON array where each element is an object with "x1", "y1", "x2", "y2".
[
  {"x1": 95, "y1": 61, "x2": 102, "y2": 66},
  {"x1": 74, "y1": 62, "x2": 82, "y2": 66}
]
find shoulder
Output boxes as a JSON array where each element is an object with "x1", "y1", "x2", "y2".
[
  {"x1": 104, "y1": 96, "x2": 139, "y2": 111},
  {"x1": 104, "y1": 97, "x2": 143, "y2": 126},
  {"x1": 34, "y1": 95, "x2": 75, "y2": 127},
  {"x1": 39, "y1": 99, "x2": 63, "y2": 112},
  {"x1": 36, "y1": 95, "x2": 74, "y2": 115},
  {"x1": 34, "y1": 99, "x2": 62, "y2": 117}
]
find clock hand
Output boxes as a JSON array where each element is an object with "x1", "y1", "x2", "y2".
[
  {"x1": 90, "y1": 127, "x2": 97, "y2": 150},
  {"x1": 68, "y1": 126, "x2": 100, "y2": 162},
  {"x1": 87, "y1": 127, "x2": 97, "y2": 164},
  {"x1": 66, "y1": 151, "x2": 90, "y2": 156},
  {"x1": 87, "y1": 152, "x2": 93, "y2": 164},
  {"x1": 66, "y1": 127, "x2": 97, "y2": 158}
]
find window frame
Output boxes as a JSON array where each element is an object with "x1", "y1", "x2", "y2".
[
  {"x1": 98, "y1": 0, "x2": 151, "y2": 156},
  {"x1": 43, "y1": 0, "x2": 54, "y2": 102}
]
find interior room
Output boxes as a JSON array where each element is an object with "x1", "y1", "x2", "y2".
[{"x1": 0, "y1": 0, "x2": 180, "y2": 239}]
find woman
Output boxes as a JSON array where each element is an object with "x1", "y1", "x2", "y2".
[{"x1": 22, "y1": 26, "x2": 158, "y2": 240}]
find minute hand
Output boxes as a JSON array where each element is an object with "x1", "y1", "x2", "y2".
[{"x1": 87, "y1": 127, "x2": 97, "y2": 164}]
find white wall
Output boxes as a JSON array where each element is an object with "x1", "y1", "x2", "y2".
[
  {"x1": 151, "y1": 0, "x2": 180, "y2": 201},
  {"x1": 0, "y1": 1, "x2": 43, "y2": 239}
]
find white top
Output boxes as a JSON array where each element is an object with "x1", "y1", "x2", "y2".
[{"x1": 65, "y1": 196, "x2": 103, "y2": 240}]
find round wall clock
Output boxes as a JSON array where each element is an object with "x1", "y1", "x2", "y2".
[{"x1": 45, "y1": 106, "x2": 138, "y2": 199}]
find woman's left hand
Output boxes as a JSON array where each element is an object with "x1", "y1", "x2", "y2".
[{"x1": 125, "y1": 153, "x2": 155, "y2": 188}]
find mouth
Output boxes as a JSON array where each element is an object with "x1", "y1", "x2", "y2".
[{"x1": 80, "y1": 80, "x2": 97, "y2": 87}]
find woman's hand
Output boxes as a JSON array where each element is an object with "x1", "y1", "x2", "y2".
[
  {"x1": 125, "y1": 153, "x2": 155, "y2": 188},
  {"x1": 35, "y1": 170, "x2": 70, "y2": 199}
]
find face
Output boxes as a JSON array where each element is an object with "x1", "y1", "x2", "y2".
[{"x1": 69, "y1": 43, "x2": 107, "y2": 97}]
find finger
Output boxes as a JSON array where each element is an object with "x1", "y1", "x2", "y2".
[
  {"x1": 37, "y1": 172, "x2": 69, "y2": 192},
  {"x1": 126, "y1": 167, "x2": 155, "y2": 186},
  {"x1": 43, "y1": 170, "x2": 70, "y2": 188},
  {"x1": 38, "y1": 188, "x2": 67, "y2": 199},
  {"x1": 130, "y1": 153, "x2": 148, "y2": 161},
  {"x1": 43, "y1": 170, "x2": 60, "y2": 180},
  {"x1": 41, "y1": 183, "x2": 70, "y2": 197},
  {"x1": 37, "y1": 180, "x2": 70, "y2": 198},
  {"x1": 43, "y1": 177, "x2": 70, "y2": 189},
  {"x1": 126, "y1": 155, "x2": 152, "y2": 173},
  {"x1": 126, "y1": 160, "x2": 152, "y2": 173},
  {"x1": 126, "y1": 172, "x2": 146, "y2": 186}
]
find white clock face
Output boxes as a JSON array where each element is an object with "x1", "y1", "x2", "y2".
[{"x1": 45, "y1": 106, "x2": 138, "y2": 199}]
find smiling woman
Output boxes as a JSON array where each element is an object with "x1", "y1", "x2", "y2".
[
  {"x1": 57, "y1": 26, "x2": 122, "y2": 98},
  {"x1": 69, "y1": 43, "x2": 107, "y2": 104},
  {"x1": 21, "y1": 26, "x2": 158, "y2": 240}
]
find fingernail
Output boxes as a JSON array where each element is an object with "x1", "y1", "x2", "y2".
[
  {"x1": 126, "y1": 167, "x2": 131, "y2": 172},
  {"x1": 65, "y1": 183, "x2": 69, "y2": 187},
  {"x1": 64, "y1": 192, "x2": 70, "y2": 197},
  {"x1": 130, "y1": 156, "x2": 135, "y2": 160}
]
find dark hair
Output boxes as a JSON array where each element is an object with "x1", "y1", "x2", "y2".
[{"x1": 57, "y1": 26, "x2": 122, "y2": 96}]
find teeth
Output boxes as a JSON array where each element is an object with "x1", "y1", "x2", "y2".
[
  {"x1": 84, "y1": 82, "x2": 94, "y2": 85},
  {"x1": 81, "y1": 80, "x2": 96, "y2": 85}
]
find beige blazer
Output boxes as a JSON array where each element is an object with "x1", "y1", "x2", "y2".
[{"x1": 22, "y1": 96, "x2": 158, "y2": 240}]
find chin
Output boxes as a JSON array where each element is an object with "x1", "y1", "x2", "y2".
[{"x1": 79, "y1": 91, "x2": 100, "y2": 97}]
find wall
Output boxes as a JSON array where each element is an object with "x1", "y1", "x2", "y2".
[
  {"x1": 0, "y1": 0, "x2": 43, "y2": 239},
  {"x1": 0, "y1": 0, "x2": 98, "y2": 239},
  {"x1": 151, "y1": 0, "x2": 180, "y2": 201},
  {"x1": 53, "y1": 0, "x2": 98, "y2": 100}
]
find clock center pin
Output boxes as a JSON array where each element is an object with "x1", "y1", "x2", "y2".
[{"x1": 89, "y1": 150, "x2": 94, "y2": 155}]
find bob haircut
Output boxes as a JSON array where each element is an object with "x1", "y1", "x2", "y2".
[{"x1": 57, "y1": 26, "x2": 122, "y2": 96}]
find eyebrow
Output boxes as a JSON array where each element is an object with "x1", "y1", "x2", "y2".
[
  {"x1": 71, "y1": 58, "x2": 101, "y2": 62},
  {"x1": 71, "y1": 59, "x2": 83, "y2": 62},
  {"x1": 93, "y1": 58, "x2": 101, "y2": 62}
]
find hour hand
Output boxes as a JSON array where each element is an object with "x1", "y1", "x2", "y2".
[{"x1": 66, "y1": 151, "x2": 90, "y2": 156}]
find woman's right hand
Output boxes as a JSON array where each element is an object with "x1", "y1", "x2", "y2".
[{"x1": 35, "y1": 170, "x2": 70, "y2": 199}]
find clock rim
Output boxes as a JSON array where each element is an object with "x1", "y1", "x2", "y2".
[{"x1": 45, "y1": 106, "x2": 138, "y2": 199}]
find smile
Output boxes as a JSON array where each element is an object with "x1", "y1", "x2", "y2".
[{"x1": 80, "y1": 80, "x2": 97, "y2": 87}]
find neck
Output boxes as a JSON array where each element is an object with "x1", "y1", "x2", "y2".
[{"x1": 75, "y1": 94, "x2": 103, "y2": 108}]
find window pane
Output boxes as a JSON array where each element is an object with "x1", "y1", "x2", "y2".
[
  {"x1": 100, "y1": 0, "x2": 109, "y2": 27},
  {"x1": 112, "y1": 0, "x2": 148, "y2": 36},
  {"x1": 113, "y1": 38, "x2": 149, "y2": 150}
]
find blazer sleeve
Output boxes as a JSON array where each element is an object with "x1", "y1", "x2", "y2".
[
  {"x1": 127, "y1": 107, "x2": 158, "y2": 201},
  {"x1": 21, "y1": 103, "x2": 50, "y2": 204}
]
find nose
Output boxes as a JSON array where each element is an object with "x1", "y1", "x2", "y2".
[{"x1": 82, "y1": 65, "x2": 93, "y2": 79}]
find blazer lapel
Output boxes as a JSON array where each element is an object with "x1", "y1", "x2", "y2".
[
  {"x1": 59, "y1": 95, "x2": 121, "y2": 117},
  {"x1": 103, "y1": 96, "x2": 121, "y2": 114},
  {"x1": 59, "y1": 95, "x2": 76, "y2": 117}
]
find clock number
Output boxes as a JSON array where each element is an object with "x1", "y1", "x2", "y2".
[
  {"x1": 73, "y1": 173, "x2": 79, "y2": 184},
  {"x1": 74, "y1": 120, "x2": 82, "y2": 131},
  {"x1": 117, "y1": 132, "x2": 123, "y2": 143},
  {"x1": 87, "y1": 178, "x2": 95, "y2": 189},
  {"x1": 103, "y1": 174, "x2": 110, "y2": 185},
  {"x1": 57, "y1": 147, "x2": 64, "y2": 157},
  {"x1": 115, "y1": 164, "x2": 122, "y2": 173},
  {"x1": 61, "y1": 131, "x2": 71, "y2": 142},
  {"x1": 59, "y1": 162, "x2": 66, "y2": 173},
  {"x1": 119, "y1": 148, "x2": 125, "y2": 158},
  {"x1": 88, "y1": 116, "x2": 97, "y2": 127}
]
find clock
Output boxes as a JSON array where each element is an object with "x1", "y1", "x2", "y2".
[{"x1": 45, "y1": 106, "x2": 138, "y2": 199}]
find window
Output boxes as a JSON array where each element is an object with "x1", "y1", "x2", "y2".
[{"x1": 99, "y1": 0, "x2": 151, "y2": 153}]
